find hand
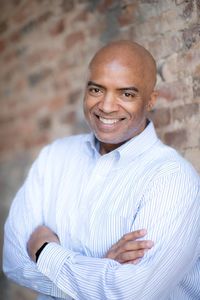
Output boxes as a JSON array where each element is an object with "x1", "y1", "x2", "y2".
[
  {"x1": 104, "y1": 229, "x2": 154, "y2": 264},
  {"x1": 27, "y1": 225, "x2": 60, "y2": 262}
]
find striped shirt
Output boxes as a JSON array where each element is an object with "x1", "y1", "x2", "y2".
[{"x1": 3, "y1": 121, "x2": 200, "y2": 299}]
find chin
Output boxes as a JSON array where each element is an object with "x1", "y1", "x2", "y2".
[{"x1": 95, "y1": 133, "x2": 125, "y2": 145}]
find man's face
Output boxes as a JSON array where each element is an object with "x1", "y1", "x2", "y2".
[{"x1": 83, "y1": 59, "x2": 156, "y2": 153}]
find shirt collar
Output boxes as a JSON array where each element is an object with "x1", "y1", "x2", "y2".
[
  {"x1": 116, "y1": 121, "x2": 159, "y2": 160},
  {"x1": 85, "y1": 133, "x2": 100, "y2": 159},
  {"x1": 84, "y1": 121, "x2": 159, "y2": 162}
]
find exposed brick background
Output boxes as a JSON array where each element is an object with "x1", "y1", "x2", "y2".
[{"x1": 0, "y1": 0, "x2": 199, "y2": 299}]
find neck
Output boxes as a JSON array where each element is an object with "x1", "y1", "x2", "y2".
[
  {"x1": 99, "y1": 142, "x2": 124, "y2": 155},
  {"x1": 98, "y1": 119, "x2": 150, "y2": 155}
]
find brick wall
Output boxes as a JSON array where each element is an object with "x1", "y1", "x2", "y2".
[{"x1": 0, "y1": 0, "x2": 199, "y2": 299}]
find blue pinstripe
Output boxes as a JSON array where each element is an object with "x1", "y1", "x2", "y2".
[{"x1": 3, "y1": 122, "x2": 200, "y2": 299}]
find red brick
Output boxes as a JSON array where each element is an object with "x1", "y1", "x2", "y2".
[
  {"x1": 62, "y1": 0, "x2": 75, "y2": 12},
  {"x1": 149, "y1": 108, "x2": 171, "y2": 128},
  {"x1": 37, "y1": 115, "x2": 52, "y2": 130},
  {"x1": 164, "y1": 129, "x2": 187, "y2": 148},
  {"x1": 27, "y1": 49, "x2": 61, "y2": 66},
  {"x1": 118, "y1": 3, "x2": 137, "y2": 27},
  {"x1": 182, "y1": 24, "x2": 200, "y2": 49},
  {"x1": 53, "y1": 75, "x2": 70, "y2": 92},
  {"x1": 197, "y1": 0, "x2": 200, "y2": 13},
  {"x1": 47, "y1": 97, "x2": 65, "y2": 112},
  {"x1": 0, "y1": 39, "x2": 6, "y2": 53},
  {"x1": 96, "y1": 0, "x2": 115, "y2": 13},
  {"x1": 28, "y1": 68, "x2": 53, "y2": 87},
  {"x1": 147, "y1": 32, "x2": 183, "y2": 60},
  {"x1": 157, "y1": 82, "x2": 183, "y2": 102},
  {"x1": 172, "y1": 105, "x2": 185, "y2": 122},
  {"x1": 9, "y1": 31, "x2": 21, "y2": 43},
  {"x1": 50, "y1": 19, "x2": 65, "y2": 36},
  {"x1": 185, "y1": 103, "x2": 199, "y2": 118},
  {"x1": 3, "y1": 51, "x2": 17, "y2": 64},
  {"x1": 68, "y1": 90, "x2": 82, "y2": 104},
  {"x1": 182, "y1": 46, "x2": 200, "y2": 74},
  {"x1": 193, "y1": 76, "x2": 200, "y2": 98},
  {"x1": 23, "y1": 132, "x2": 49, "y2": 150},
  {"x1": 72, "y1": 11, "x2": 89, "y2": 23},
  {"x1": 194, "y1": 64, "x2": 200, "y2": 76},
  {"x1": 172, "y1": 103, "x2": 200, "y2": 122},
  {"x1": 182, "y1": 0, "x2": 194, "y2": 19},
  {"x1": 37, "y1": 11, "x2": 52, "y2": 24},
  {"x1": 65, "y1": 31, "x2": 85, "y2": 49},
  {"x1": 0, "y1": 21, "x2": 8, "y2": 34},
  {"x1": 12, "y1": 3, "x2": 32, "y2": 24},
  {"x1": 0, "y1": 120, "x2": 34, "y2": 154},
  {"x1": 60, "y1": 111, "x2": 76, "y2": 124}
]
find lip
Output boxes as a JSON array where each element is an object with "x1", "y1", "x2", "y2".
[
  {"x1": 95, "y1": 113, "x2": 125, "y2": 121},
  {"x1": 99, "y1": 116, "x2": 120, "y2": 124},
  {"x1": 93, "y1": 113, "x2": 126, "y2": 131}
]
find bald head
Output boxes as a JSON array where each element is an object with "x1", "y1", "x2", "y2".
[
  {"x1": 89, "y1": 40, "x2": 157, "y2": 92},
  {"x1": 84, "y1": 40, "x2": 158, "y2": 153}
]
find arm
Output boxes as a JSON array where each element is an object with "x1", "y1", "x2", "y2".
[
  {"x1": 3, "y1": 147, "x2": 69, "y2": 299},
  {"x1": 104, "y1": 229, "x2": 153, "y2": 264},
  {"x1": 28, "y1": 226, "x2": 153, "y2": 264},
  {"x1": 35, "y1": 169, "x2": 200, "y2": 299},
  {"x1": 3, "y1": 145, "x2": 152, "y2": 298}
]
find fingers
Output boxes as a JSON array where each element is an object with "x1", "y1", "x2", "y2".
[
  {"x1": 116, "y1": 239, "x2": 154, "y2": 263},
  {"x1": 121, "y1": 229, "x2": 147, "y2": 242},
  {"x1": 126, "y1": 258, "x2": 141, "y2": 265},
  {"x1": 122, "y1": 240, "x2": 154, "y2": 251},
  {"x1": 112, "y1": 229, "x2": 148, "y2": 252},
  {"x1": 105, "y1": 229, "x2": 154, "y2": 263},
  {"x1": 117, "y1": 248, "x2": 148, "y2": 263},
  {"x1": 111, "y1": 229, "x2": 147, "y2": 252}
]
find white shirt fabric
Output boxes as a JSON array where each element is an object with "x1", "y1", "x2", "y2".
[{"x1": 3, "y1": 121, "x2": 200, "y2": 300}]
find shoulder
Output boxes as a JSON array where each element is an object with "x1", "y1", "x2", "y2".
[
  {"x1": 51, "y1": 133, "x2": 89, "y2": 151},
  {"x1": 36, "y1": 133, "x2": 90, "y2": 167},
  {"x1": 43, "y1": 133, "x2": 89, "y2": 154},
  {"x1": 148, "y1": 141, "x2": 200, "y2": 186}
]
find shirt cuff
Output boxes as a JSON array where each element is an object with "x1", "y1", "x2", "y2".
[{"x1": 37, "y1": 242, "x2": 74, "y2": 280}]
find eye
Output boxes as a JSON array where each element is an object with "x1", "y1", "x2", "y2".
[
  {"x1": 123, "y1": 92, "x2": 136, "y2": 99},
  {"x1": 90, "y1": 87, "x2": 100, "y2": 93},
  {"x1": 88, "y1": 86, "x2": 103, "y2": 96}
]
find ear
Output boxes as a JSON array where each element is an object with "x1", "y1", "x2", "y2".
[{"x1": 146, "y1": 90, "x2": 158, "y2": 111}]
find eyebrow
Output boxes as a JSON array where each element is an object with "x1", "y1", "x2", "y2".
[
  {"x1": 118, "y1": 87, "x2": 139, "y2": 93},
  {"x1": 87, "y1": 81, "x2": 104, "y2": 89},
  {"x1": 87, "y1": 81, "x2": 139, "y2": 93}
]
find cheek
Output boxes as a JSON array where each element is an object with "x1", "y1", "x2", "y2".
[
  {"x1": 123, "y1": 103, "x2": 147, "y2": 121},
  {"x1": 84, "y1": 96, "x2": 98, "y2": 114},
  {"x1": 83, "y1": 97, "x2": 95, "y2": 120},
  {"x1": 123, "y1": 103, "x2": 141, "y2": 115},
  {"x1": 83, "y1": 97, "x2": 89, "y2": 119}
]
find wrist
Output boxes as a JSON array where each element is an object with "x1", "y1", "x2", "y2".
[{"x1": 35, "y1": 242, "x2": 49, "y2": 262}]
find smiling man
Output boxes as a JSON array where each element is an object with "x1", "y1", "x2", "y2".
[
  {"x1": 84, "y1": 41, "x2": 157, "y2": 154},
  {"x1": 3, "y1": 41, "x2": 200, "y2": 300}
]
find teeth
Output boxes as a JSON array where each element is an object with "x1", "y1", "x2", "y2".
[{"x1": 99, "y1": 117, "x2": 119, "y2": 124}]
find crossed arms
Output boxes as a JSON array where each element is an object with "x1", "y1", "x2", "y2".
[{"x1": 3, "y1": 147, "x2": 200, "y2": 299}]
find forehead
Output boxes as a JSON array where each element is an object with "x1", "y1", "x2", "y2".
[{"x1": 88, "y1": 59, "x2": 144, "y2": 89}]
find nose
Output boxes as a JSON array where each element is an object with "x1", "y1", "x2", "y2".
[{"x1": 98, "y1": 92, "x2": 118, "y2": 113}]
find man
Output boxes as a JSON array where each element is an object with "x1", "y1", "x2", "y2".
[{"x1": 3, "y1": 40, "x2": 200, "y2": 299}]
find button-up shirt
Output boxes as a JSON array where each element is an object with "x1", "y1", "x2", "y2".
[{"x1": 3, "y1": 122, "x2": 200, "y2": 299}]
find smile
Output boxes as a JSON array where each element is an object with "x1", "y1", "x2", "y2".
[{"x1": 99, "y1": 117, "x2": 120, "y2": 124}]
